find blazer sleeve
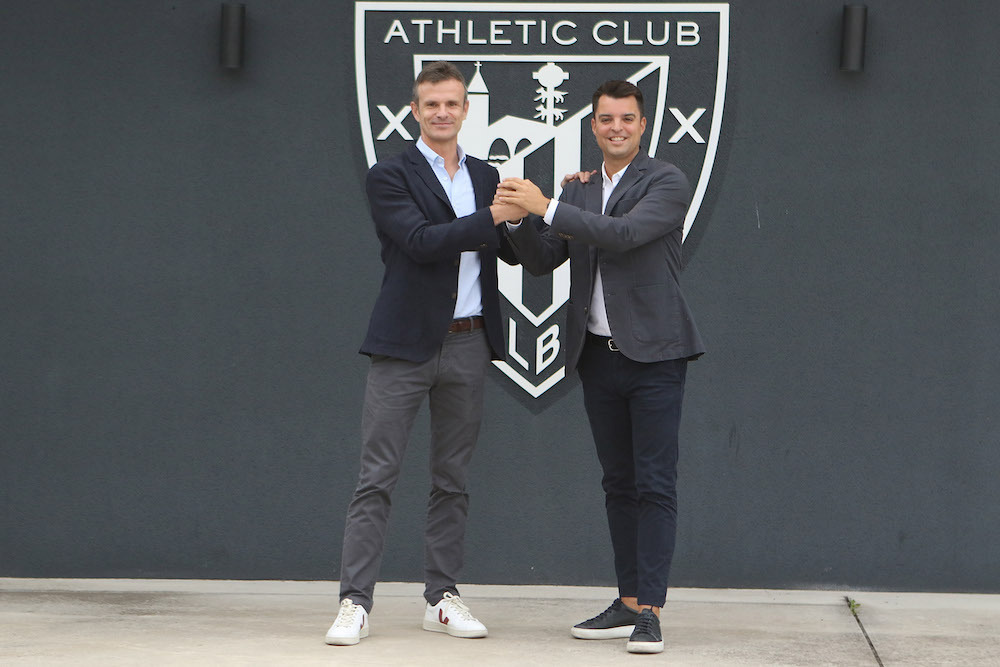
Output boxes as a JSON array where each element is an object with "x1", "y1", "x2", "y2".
[
  {"x1": 496, "y1": 223, "x2": 522, "y2": 266},
  {"x1": 503, "y1": 215, "x2": 569, "y2": 276},
  {"x1": 366, "y1": 160, "x2": 500, "y2": 264},
  {"x1": 551, "y1": 164, "x2": 690, "y2": 253}
]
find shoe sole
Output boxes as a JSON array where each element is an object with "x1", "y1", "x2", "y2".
[
  {"x1": 626, "y1": 639, "x2": 664, "y2": 654},
  {"x1": 422, "y1": 619, "x2": 488, "y2": 638},
  {"x1": 325, "y1": 627, "x2": 369, "y2": 646},
  {"x1": 571, "y1": 625, "x2": 635, "y2": 640}
]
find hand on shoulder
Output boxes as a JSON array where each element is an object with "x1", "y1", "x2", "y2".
[{"x1": 561, "y1": 170, "x2": 598, "y2": 187}]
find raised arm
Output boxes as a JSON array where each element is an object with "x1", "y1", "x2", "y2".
[
  {"x1": 551, "y1": 165, "x2": 690, "y2": 253},
  {"x1": 365, "y1": 161, "x2": 499, "y2": 263}
]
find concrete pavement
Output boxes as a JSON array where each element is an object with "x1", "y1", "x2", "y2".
[{"x1": 1, "y1": 578, "x2": 998, "y2": 665}]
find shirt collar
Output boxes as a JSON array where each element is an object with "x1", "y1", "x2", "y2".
[
  {"x1": 601, "y1": 162, "x2": 627, "y2": 187},
  {"x1": 416, "y1": 137, "x2": 466, "y2": 167}
]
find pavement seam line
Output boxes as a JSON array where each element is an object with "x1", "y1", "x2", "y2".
[{"x1": 845, "y1": 596, "x2": 884, "y2": 667}]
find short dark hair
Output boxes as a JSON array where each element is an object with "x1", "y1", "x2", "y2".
[
  {"x1": 412, "y1": 61, "x2": 467, "y2": 104},
  {"x1": 591, "y1": 80, "x2": 645, "y2": 119}
]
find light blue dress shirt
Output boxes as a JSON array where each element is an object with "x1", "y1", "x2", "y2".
[{"x1": 415, "y1": 138, "x2": 482, "y2": 319}]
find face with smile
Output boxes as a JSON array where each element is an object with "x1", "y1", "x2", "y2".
[
  {"x1": 591, "y1": 94, "x2": 647, "y2": 173},
  {"x1": 410, "y1": 78, "x2": 469, "y2": 152}
]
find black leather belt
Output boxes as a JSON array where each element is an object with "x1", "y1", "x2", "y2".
[
  {"x1": 587, "y1": 331, "x2": 619, "y2": 352},
  {"x1": 448, "y1": 316, "x2": 485, "y2": 333}
]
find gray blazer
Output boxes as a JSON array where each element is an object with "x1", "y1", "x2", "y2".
[{"x1": 506, "y1": 152, "x2": 705, "y2": 372}]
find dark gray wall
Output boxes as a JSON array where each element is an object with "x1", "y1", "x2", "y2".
[{"x1": 2, "y1": 1, "x2": 998, "y2": 592}]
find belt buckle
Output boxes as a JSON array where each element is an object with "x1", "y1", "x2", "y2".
[{"x1": 607, "y1": 338, "x2": 619, "y2": 352}]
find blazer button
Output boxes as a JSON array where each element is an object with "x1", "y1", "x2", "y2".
[
  {"x1": 454, "y1": 259, "x2": 460, "y2": 266},
  {"x1": 451, "y1": 292, "x2": 457, "y2": 299}
]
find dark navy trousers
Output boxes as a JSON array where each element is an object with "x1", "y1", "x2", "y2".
[{"x1": 577, "y1": 333, "x2": 688, "y2": 608}]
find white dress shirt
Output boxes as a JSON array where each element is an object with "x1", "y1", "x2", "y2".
[{"x1": 541, "y1": 163, "x2": 627, "y2": 337}]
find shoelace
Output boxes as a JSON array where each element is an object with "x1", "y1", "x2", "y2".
[
  {"x1": 633, "y1": 612, "x2": 658, "y2": 636},
  {"x1": 441, "y1": 592, "x2": 477, "y2": 621},
  {"x1": 587, "y1": 602, "x2": 624, "y2": 623},
  {"x1": 335, "y1": 599, "x2": 361, "y2": 627}
]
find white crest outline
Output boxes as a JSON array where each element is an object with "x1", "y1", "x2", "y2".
[
  {"x1": 355, "y1": 2, "x2": 730, "y2": 240},
  {"x1": 355, "y1": 2, "x2": 730, "y2": 397}
]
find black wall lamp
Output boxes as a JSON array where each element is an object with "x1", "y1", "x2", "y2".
[
  {"x1": 840, "y1": 4, "x2": 867, "y2": 72},
  {"x1": 220, "y1": 3, "x2": 246, "y2": 69}
]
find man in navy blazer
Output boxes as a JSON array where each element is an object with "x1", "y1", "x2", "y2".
[
  {"x1": 497, "y1": 80, "x2": 704, "y2": 654},
  {"x1": 326, "y1": 61, "x2": 525, "y2": 646}
]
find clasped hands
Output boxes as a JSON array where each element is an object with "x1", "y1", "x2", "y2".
[
  {"x1": 492, "y1": 170, "x2": 598, "y2": 224},
  {"x1": 493, "y1": 178, "x2": 548, "y2": 218}
]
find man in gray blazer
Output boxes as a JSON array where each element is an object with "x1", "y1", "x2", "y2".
[{"x1": 496, "y1": 80, "x2": 704, "y2": 655}]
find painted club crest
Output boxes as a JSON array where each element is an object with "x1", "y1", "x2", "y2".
[{"x1": 355, "y1": 2, "x2": 729, "y2": 399}]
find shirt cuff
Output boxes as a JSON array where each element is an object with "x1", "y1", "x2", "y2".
[
  {"x1": 505, "y1": 219, "x2": 523, "y2": 230},
  {"x1": 543, "y1": 199, "x2": 559, "y2": 226}
]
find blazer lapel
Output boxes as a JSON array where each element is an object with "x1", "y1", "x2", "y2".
[
  {"x1": 467, "y1": 158, "x2": 492, "y2": 210},
  {"x1": 605, "y1": 154, "x2": 647, "y2": 214},
  {"x1": 407, "y1": 145, "x2": 454, "y2": 213}
]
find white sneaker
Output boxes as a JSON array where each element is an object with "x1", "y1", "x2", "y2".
[
  {"x1": 325, "y1": 598, "x2": 369, "y2": 646},
  {"x1": 422, "y1": 592, "x2": 488, "y2": 638}
]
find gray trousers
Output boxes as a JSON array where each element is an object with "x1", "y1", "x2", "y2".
[{"x1": 339, "y1": 329, "x2": 490, "y2": 613}]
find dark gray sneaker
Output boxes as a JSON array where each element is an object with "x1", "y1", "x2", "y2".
[
  {"x1": 626, "y1": 609, "x2": 664, "y2": 654},
  {"x1": 571, "y1": 599, "x2": 639, "y2": 639}
]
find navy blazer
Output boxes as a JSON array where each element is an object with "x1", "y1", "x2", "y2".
[
  {"x1": 506, "y1": 153, "x2": 705, "y2": 372},
  {"x1": 359, "y1": 144, "x2": 516, "y2": 362}
]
